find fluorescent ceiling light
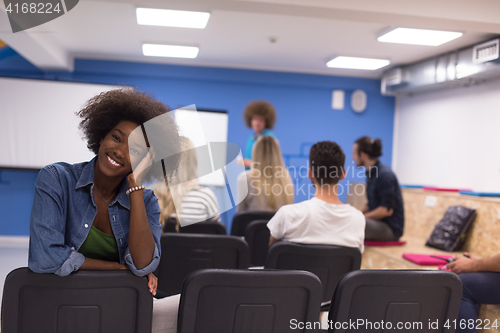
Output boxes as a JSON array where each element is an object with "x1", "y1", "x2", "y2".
[
  {"x1": 137, "y1": 8, "x2": 210, "y2": 29},
  {"x1": 143, "y1": 44, "x2": 199, "y2": 59},
  {"x1": 378, "y1": 28, "x2": 462, "y2": 46},
  {"x1": 327, "y1": 56, "x2": 390, "y2": 70}
]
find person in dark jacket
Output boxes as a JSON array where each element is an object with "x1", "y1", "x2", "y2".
[{"x1": 352, "y1": 136, "x2": 404, "y2": 241}]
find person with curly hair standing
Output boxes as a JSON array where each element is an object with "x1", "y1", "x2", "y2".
[
  {"x1": 28, "y1": 88, "x2": 182, "y2": 332},
  {"x1": 242, "y1": 100, "x2": 277, "y2": 169}
]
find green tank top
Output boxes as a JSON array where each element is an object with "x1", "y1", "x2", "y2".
[{"x1": 78, "y1": 226, "x2": 119, "y2": 262}]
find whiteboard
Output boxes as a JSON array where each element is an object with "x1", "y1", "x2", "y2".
[
  {"x1": 0, "y1": 78, "x2": 120, "y2": 169},
  {"x1": 393, "y1": 79, "x2": 500, "y2": 192},
  {"x1": 174, "y1": 108, "x2": 229, "y2": 187}
]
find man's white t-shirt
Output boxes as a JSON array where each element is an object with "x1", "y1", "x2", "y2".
[{"x1": 267, "y1": 197, "x2": 366, "y2": 253}]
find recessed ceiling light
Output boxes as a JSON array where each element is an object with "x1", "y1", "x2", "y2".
[
  {"x1": 142, "y1": 44, "x2": 199, "y2": 59},
  {"x1": 327, "y1": 56, "x2": 390, "y2": 70},
  {"x1": 136, "y1": 8, "x2": 210, "y2": 29},
  {"x1": 378, "y1": 27, "x2": 463, "y2": 46}
]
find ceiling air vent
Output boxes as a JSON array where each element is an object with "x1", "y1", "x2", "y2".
[
  {"x1": 381, "y1": 38, "x2": 500, "y2": 96},
  {"x1": 383, "y1": 68, "x2": 403, "y2": 86},
  {"x1": 473, "y1": 39, "x2": 499, "y2": 64}
]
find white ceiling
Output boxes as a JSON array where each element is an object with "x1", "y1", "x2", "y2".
[{"x1": 1, "y1": 0, "x2": 499, "y2": 78}]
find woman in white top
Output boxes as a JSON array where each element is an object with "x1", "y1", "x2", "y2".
[
  {"x1": 237, "y1": 135, "x2": 294, "y2": 213},
  {"x1": 155, "y1": 137, "x2": 221, "y2": 230}
]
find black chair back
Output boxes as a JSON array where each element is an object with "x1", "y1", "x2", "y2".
[
  {"x1": 328, "y1": 270, "x2": 463, "y2": 332},
  {"x1": 265, "y1": 242, "x2": 361, "y2": 303},
  {"x1": 163, "y1": 217, "x2": 227, "y2": 235},
  {"x1": 178, "y1": 269, "x2": 323, "y2": 333},
  {"x1": 1, "y1": 268, "x2": 152, "y2": 333},
  {"x1": 244, "y1": 219, "x2": 270, "y2": 266},
  {"x1": 230, "y1": 211, "x2": 275, "y2": 236},
  {"x1": 155, "y1": 233, "x2": 249, "y2": 297}
]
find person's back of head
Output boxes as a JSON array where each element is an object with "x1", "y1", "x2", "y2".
[
  {"x1": 309, "y1": 141, "x2": 345, "y2": 186},
  {"x1": 251, "y1": 135, "x2": 282, "y2": 169},
  {"x1": 250, "y1": 135, "x2": 293, "y2": 210},
  {"x1": 354, "y1": 136, "x2": 382, "y2": 159}
]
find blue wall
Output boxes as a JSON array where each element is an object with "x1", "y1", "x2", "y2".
[{"x1": 0, "y1": 47, "x2": 395, "y2": 235}]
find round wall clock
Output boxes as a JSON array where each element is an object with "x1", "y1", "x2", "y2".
[{"x1": 351, "y1": 89, "x2": 367, "y2": 113}]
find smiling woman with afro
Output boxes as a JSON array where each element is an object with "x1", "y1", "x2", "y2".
[{"x1": 29, "y1": 88, "x2": 182, "y2": 333}]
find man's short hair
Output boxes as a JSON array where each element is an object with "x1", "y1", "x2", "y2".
[{"x1": 309, "y1": 141, "x2": 345, "y2": 185}]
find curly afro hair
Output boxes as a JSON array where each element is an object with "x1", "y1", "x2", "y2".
[
  {"x1": 243, "y1": 100, "x2": 276, "y2": 130},
  {"x1": 77, "y1": 88, "x2": 181, "y2": 182}
]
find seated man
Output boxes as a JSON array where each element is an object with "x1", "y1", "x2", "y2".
[
  {"x1": 446, "y1": 253, "x2": 500, "y2": 333},
  {"x1": 267, "y1": 141, "x2": 365, "y2": 252},
  {"x1": 352, "y1": 136, "x2": 404, "y2": 241}
]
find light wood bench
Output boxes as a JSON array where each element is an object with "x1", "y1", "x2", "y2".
[{"x1": 348, "y1": 186, "x2": 500, "y2": 328}]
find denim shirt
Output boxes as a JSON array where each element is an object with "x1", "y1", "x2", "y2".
[{"x1": 28, "y1": 157, "x2": 162, "y2": 277}]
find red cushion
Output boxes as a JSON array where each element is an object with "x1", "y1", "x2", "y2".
[
  {"x1": 364, "y1": 240, "x2": 407, "y2": 246},
  {"x1": 423, "y1": 186, "x2": 471, "y2": 192},
  {"x1": 402, "y1": 253, "x2": 453, "y2": 265}
]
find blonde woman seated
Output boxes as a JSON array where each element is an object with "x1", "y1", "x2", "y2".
[
  {"x1": 237, "y1": 135, "x2": 294, "y2": 213},
  {"x1": 155, "y1": 137, "x2": 221, "y2": 231}
]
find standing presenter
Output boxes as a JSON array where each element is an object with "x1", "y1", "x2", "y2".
[{"x1": 242, "y1": 100, "x2": 277, "y2": 169}]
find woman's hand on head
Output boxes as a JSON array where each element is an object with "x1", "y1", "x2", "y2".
[
  {"x1": 147, "y1": 272, "x2": 158, "y2": 296},
  {"x1": 128, "y1": 147, "x2": 156, "y2": 187}
]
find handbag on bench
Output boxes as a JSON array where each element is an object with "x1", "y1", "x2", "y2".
[{"x1": 426, "y1": 205, "x2": 477, "y2": 252}]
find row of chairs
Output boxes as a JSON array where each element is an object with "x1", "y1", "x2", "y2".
[
  {"x1": 163, "y1": 211, "x2": 275, "y2": 237},
  {"x1": 164, "y1": 211, "x2": 275, "y2": 266},
  {"x1": 154, "y1": 233, "x2": 361, "y2": 306},
  {"x1": 2, "y1": 267, "x2": 463, "y2": 333},
  {"x1": 1, "y1": 211, "x2": 463, "y2": 331},
  {"x1": 179, "y1": 269, "x2": 463, "y2": 333}
]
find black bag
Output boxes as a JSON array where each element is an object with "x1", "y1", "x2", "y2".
[{"x1": 426, "y1": 205, "x2": 477, "y2": 252}]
